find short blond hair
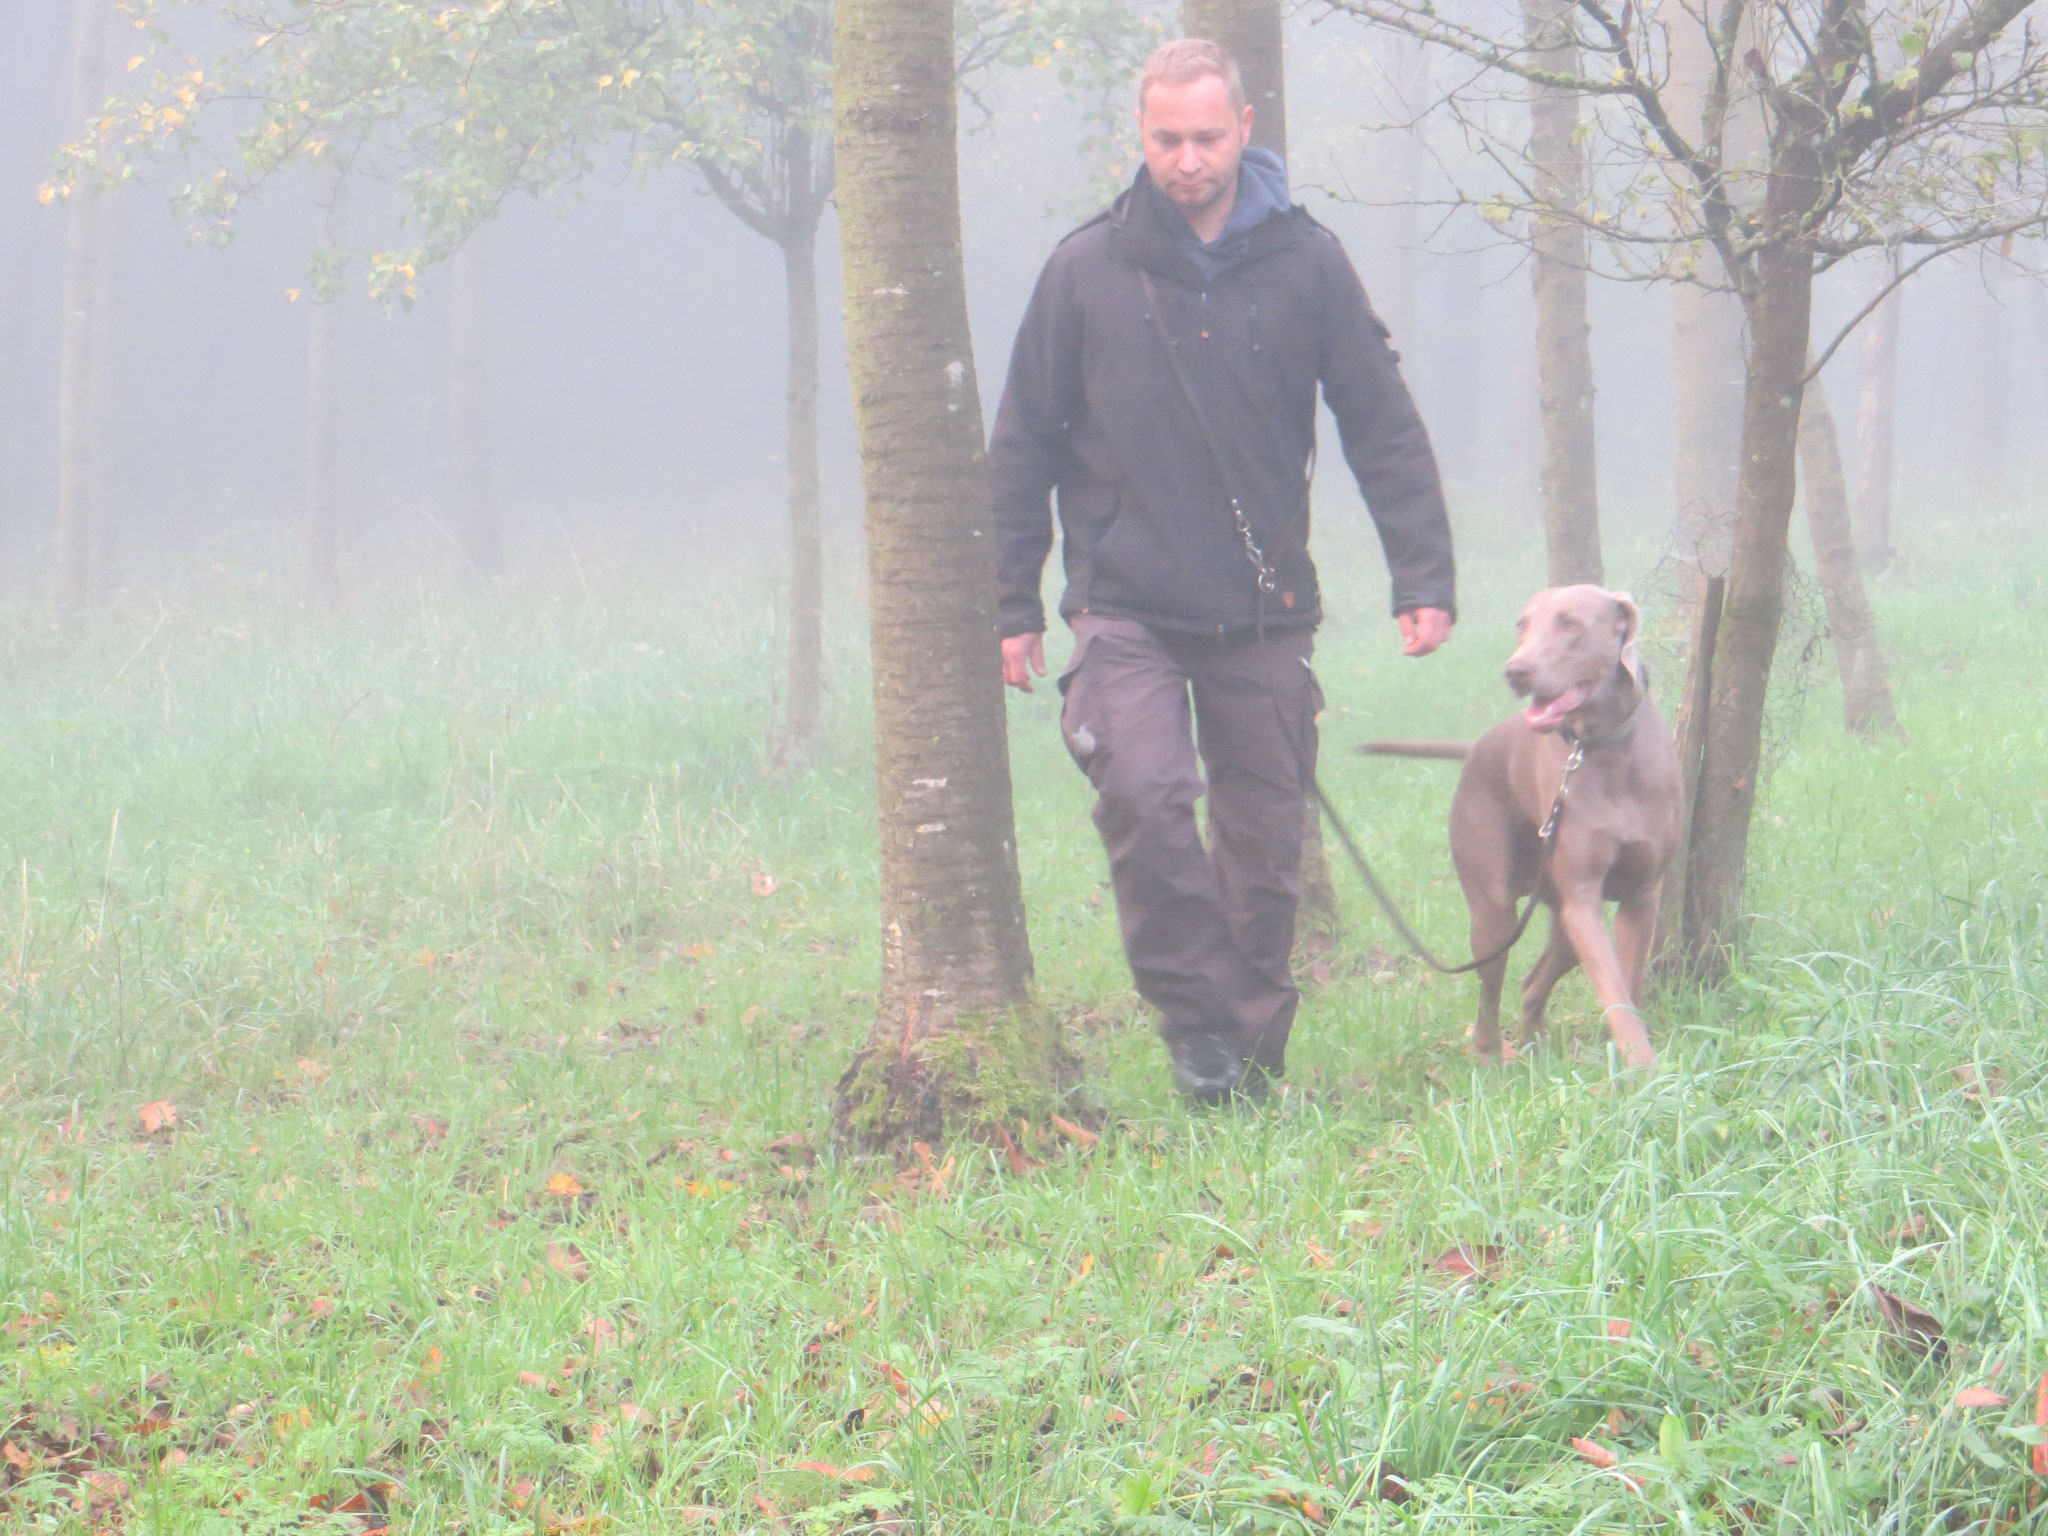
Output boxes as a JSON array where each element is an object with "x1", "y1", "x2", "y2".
[{"x1": 1139, "y1": 38, "x2": 1246, "y2": 113}]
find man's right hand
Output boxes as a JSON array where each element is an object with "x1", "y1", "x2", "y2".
[{"x1": 1001, "y1": 632, "x2": 1047, "y2": 692}]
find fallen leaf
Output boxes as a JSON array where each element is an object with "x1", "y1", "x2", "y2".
[
  {"x1": 1430, "y1": 1245, "x2": 1505, "y2": 1279},
  {"x1": 1871, "y1": 1284, "x2": 1947, "y2": 1360},
  {"x1": 1954, "y1": 1063, "x2": 2005, "y2": 1100},
  {"x1": 1956, "y1": 1387, "x2": 2009, "y2": 1409},
  {"x1": 791, "y1": 1460, "x2": 875, "y2": 1482},
  {"x1": 1606, "y1": 1319, "x2": 1633, "y2": 1339},
  {"x1": 413, "y1": 1114, "x2": 450, "y2": 1146},
  {"x1": 2034, "y1": 1370, "x2": 2048, "y2": 1476},
  {"x1": 1, "y1": 1440, "x2": 32, "y2": 1472},
  {"x1": 309, "y1": 1296, "x2": 336, "y2": 1319},
  {"x1": 763, "y1": 1133, "x2": 816, "y2": 1167},
  {"x1": 585, "y1": 1316, "x2": 617, "y2": 1352},
  {"x1": 1572, "y1": 1436, "x2": 1618, "y2": 1468},
  {"x1": 517, "y1": 1371, "x2": 548, "y2": 1389},
  {"x1": 545, "y1": 1172, "x2": 585, "y2": 1199},
  {"x1": 995, "y1": 1122, "x2": 1041, "y2": 1176},
  {"x1": 677, "y1": 1509, "x2": 720, "y2": 1525},
  {"x1": 547, "y1": 1242, "x2": 591, "y2": 1282},
  {"x1": 751, "y1": 872, "x2": 778, "y2": 897},
  {"x1": 139, "y1": 1100, "x2": 177, "y2": 1134},
  {"x1": 1050, "y1": 1114, "x2": 1099, "y2": 1149}
]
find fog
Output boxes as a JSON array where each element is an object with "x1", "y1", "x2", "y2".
[{"x1": 2, "y1": 6, "x2": 2042, "y2": 603}]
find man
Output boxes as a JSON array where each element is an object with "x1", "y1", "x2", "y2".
[{"x1": 990, "y1": 38, "x2": 1455, "y2": 1102}]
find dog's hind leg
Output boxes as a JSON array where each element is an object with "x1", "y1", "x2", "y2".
[{"x1": 1516, "y1": 913, "x2": 1577, "y2": 1051}]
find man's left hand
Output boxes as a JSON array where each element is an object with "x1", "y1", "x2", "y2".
[{"x1": 1398, "y1": 607, "x2": 1453, "y2": 657}]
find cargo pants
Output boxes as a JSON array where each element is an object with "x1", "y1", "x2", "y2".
[{"x1": 1057, "y1": 615, "x2": 1320, "y2": 1085}]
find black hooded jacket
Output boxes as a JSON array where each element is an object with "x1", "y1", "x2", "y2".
[{"x1": 989, "y1": 160, "x2": 1455, "y2": 637}]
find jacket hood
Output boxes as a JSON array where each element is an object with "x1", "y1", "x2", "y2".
[{"x1": 1108, "y1": 150, "x2": 1303, "y2": 284}]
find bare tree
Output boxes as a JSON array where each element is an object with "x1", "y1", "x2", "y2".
[
  {"x1": 53, "y1": 0, "x2": 113, "y2": 616},
  {"x1": 1852, "y1": 255, "x2": 1902, "y2": 570},
  {"x1": 1326, "y1": 0, "x2": 2048, "y2": 970},
  {"x1": 832, "y1": 0, "x2": 1051, "y2": 1153},
  {"x1": 303, "y1": 175, "x2": 348, "y2": 611},
  {"x1": 1798, "y1": 370, "x2": 1903, "y2": 737},
  {"x1": 1181, "y1": 0, "x2": 1288, "y2": 149},
  {"x1": 1523, "y1": 0, "x2": 1603, "y2": 583}
]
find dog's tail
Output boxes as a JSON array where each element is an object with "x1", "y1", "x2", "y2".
[{"x1": 1353, "y1": 740, "x2": 1472, "y2": 760}]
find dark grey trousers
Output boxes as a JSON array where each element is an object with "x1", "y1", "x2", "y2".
[{"x1": 1057, "y1": 615, "x2": 1320, "y2": 1073}]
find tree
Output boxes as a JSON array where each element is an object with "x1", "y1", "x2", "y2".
[
  {"x1": 1181, "y1": 0, "x2": 1288, "y2": 149},
  {"x1": 51, "y1": 0, "x2": 115, "y2": 615},
  {"x1": 1852, "y1": 258, "x2": 1902, "y2": 570},
  {"x1": 1797, "y1": 371, "x2": 1903, "y2": 737},
  {"x1": 303, "y1": 174, "x2": 347, "y2": 609},
  {"x1": 1522, "y1": 0, "x2": 1602, "y2": 584},
  {"x1": 1327, "y1": 0, "x2": 2048, "y2": 970},
  {"x1": 831, "y1": 0, "x2": 1052, "y2": 1152}
]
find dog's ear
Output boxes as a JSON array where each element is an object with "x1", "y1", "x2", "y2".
[{"x1": 1609, "y1": 590, "x2": 1645, "y2": 686}]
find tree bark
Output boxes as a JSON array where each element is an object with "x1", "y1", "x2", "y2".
[
  {"x1": 1851, "y1": 261, "x2": 1901, "y2": 573},
  {"x1": 778, "y1": 136, "x2": 826, "y2": 766},
  {"x1": 448, "y1": 239, "x2": 502, "y2": 577},
  {"x1": 1660, "y1": 0, "x2": 1746, "y2": 588},
  {"x1": 1797, "y1": 369, "x2": 1903, "y2": 739},
  {"x1": 1180, "y1": 0, "x2": 1286, "y2": 153},
  {"x1": 53, "y1": 0, "x2": 111, "y2": 616},
  {"x1": 1679, "y1": 227, "x2": 1815, "y2": 972},
  {"x1": 1180, "y1": 0, "x2": 1340, "y2": 957},
  {"x1": 1521, "y1": 0, "x2": 1602, "y2": 586},
  {"x1": 831, "y1": 0, "x2": 1046, "y2": 1153},
  {"x1": 303, "y1": 179, "x2": 347, "y2": 612}
]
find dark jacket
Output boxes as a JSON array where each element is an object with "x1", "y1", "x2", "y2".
[{"x1": 989, "y1": 158, "x2": 1455, "y2": 637}]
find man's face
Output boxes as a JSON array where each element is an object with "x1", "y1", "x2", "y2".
[{"x1": 1137, "y1": 73, "x2": 1252, "y2": 219}]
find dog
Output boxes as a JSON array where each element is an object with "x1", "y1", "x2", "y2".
[{"x1": 1360, "y1": 585, "x2": 1681, "y2": 1068}]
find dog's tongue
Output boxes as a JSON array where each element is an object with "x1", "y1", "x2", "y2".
[{"x1": 1524, "y1": 685, "x2": 1590, "y2": 732}]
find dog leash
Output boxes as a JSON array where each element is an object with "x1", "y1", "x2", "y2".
[{"x1": 1137, "y1": 266, "x2": 1580, "y2": 976}]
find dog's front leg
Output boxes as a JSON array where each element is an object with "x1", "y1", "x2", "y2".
[{"x1": 1555, "y1": 897, "x2": 1657, "y2": 1070}]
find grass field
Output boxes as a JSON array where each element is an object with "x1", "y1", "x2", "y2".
[{"x1": 4, "y1": 507, "x2": 2048, "y2": 1534}]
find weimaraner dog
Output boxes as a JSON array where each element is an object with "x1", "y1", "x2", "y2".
[{"x1": 1362, "y1": 585, "x2": 1681, "y2": 1068}]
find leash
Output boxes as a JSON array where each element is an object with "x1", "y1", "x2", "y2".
[{"x1": 1137, "y1": 266, "x2": 1581, "y2": 976}]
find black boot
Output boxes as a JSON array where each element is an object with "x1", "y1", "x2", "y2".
[{"x1": 1167, "y1": 1029, "x2": 1249, "y2": 1104}]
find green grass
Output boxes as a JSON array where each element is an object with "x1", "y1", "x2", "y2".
[{"x1": 5, "y1": 508, "x2": 2048, "y2": 1534}]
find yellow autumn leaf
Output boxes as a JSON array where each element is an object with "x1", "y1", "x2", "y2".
[
  {"x1": 38, "y1": 185, "x2": 57, "y2": 206},
  {"x1": 546, "y1": 1172, "x2": 585, "y2": 1198},
  {"x1": 598, "y1": 74, "x2": 615, "y2": 88},
  {"x1": 127, "y1": 55, "x2": 145, "y2": 71},
  {"x1": 621, "y1": 68, "x2": 639, "y2": 88},
  {"x1": 285, "y1": 289, "x2": 301, "y2": 303}
]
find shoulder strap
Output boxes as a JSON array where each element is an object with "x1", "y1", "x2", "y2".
[{"x1": 1137, "y1": 268, "x2": 1304, "y2": 593}]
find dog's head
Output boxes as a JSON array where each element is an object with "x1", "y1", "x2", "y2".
[{"x1": 1502, "y1": 585, "x2": 1643, "y2": 733}]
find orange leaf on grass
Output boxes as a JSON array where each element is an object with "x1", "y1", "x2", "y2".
[
  {"x1": 1606, "y1": 1319, "x2": 1633, "y2": 1339},
  {"x1": 751, "y1": 872, "x2": 779, "y2": 897},
  {"x1": 1570, "y1": 1438, "x2": 1618, "y2": 1470},
  {"x1": 547, "y1": 1242, "x2": 591, "y2": 1282},
  {"x1": 2034, "y1": 1371, "x2": 2048, "y2": 1477},
  {"x1": 545, "y1": 1173, "x2": 584, "y2": 1199},
  {"x1": 677, "y1": 1509, "x2": 721, "y2": 1525},
  {"x1": 792, "y1": 1460, "x2": 876, "y2": 1482},
  {"x1": 1956, "y1": 1388, "x2": 2010, "y2": 1409},
  {"x1": 995, "y1": 1123, "x2": 1041, "y2": 1176},
  {"x1": 139, "y1": 1101, "x2": 177, "y2": 1134},
  {"x1": 1431, "y1": 1245, "x2": 1504, "y2": 1279},
  {"x1": 1050, "y1": 1114, "x2": 1099, "y2": 1149}
]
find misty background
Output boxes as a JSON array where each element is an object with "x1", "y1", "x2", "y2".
[{"x1": 2, "y1": 5, "x2": 2042, "y2": 604}]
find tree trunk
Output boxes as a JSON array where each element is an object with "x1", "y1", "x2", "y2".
[
  {"x1": 1180, "y1": 0, "x2": 1286, "y2": 153},
  {"x1": 1797, "y1": 369, "x2": 1903, "y2": 739},
  {"x1": 87, "y1": 166, "x2": 121, "y2": 594},
  {"x1": 1852, "y1": 262, "x2": 1901, "y2": 572},
  {"x1": 831, "y1": 0, "x2": 1046, "y2": 1154},
  {"x1": 778, "y1": 158, "x2": 825, "y2": 765},
  {"x1": 1521, "y1": 0, "x2": 1602, "y2": 586},
  {"x1": 448, "y1": 239, "x2": 502, "y2": 577},
  {"x1": 1678, "y1": 231, "x2": 1815, "y2": 972},
  {"x1": 303, "y1": 180, "x2": 347, "y2": 611},
  {"x1": 1660, "y1": 0, "x2": 1746, "y2": 588},
  {"x1": 1180, "y1": 0, "x2": 1339, "y2": 957},
  {"x1": 53, "y1": 0, "x2": 110, "y2": 615}
]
